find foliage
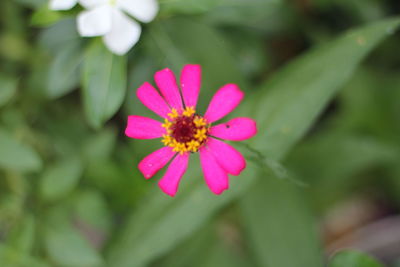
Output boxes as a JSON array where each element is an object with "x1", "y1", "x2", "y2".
[{"x1": 1, "y1": 0, "x2": 400, "y2": 266}]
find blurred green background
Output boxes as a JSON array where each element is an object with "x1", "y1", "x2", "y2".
[{"x1": 1, "y1": 0, "x2": 400, "y2": 266}]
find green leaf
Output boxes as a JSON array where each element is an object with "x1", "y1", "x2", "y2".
[
  {"x1": 107, "y1": 18, "x2": 400, "y2": 267},
  {"x1": 107, "y1": 163, "x2": 259, "y2": 267},
  {"x1": 247, "y1": 19, "x2": 399, "y2": 158},
  {"x1": 237, "y1": 17, "x2": 400, "y2": 267},
  {"x1": 147, "y1": 17, "x2": 244, "y2": 113},
  {"x1": 39, "y1": 18, "x2": 80, "y2": 53},
  {"x1": 73, "y1": 190, "x2": 112, "y2": 234},
  {"x1": 162, "y1": 223, "x2": 253, "y2": 267},
  {"x1": 205, "y1": 0, "x2": 285, "y2": 31},
  {"x1": 160, "y1": 0, "x2": 218, "y2": 14},
  {"x1": 287, "y1": 133, "x2": 398, "y2": 209},
  {"x1": 82, "y1": 39, "x2": 127, "y2": 129},
  {"x1": 247, "y1": 17, "x2": 400, "y2": 158},
  {"x1": 328, "y1": 250, "x2": 384, "y2": 267},
  {"x1": 15, "y1": 0, "x2": 46, "y2": 8},
  {"x1": 82, "y1": 127, "x2": 116, "y2": 164},
  {"x1": 0, "y1": 75, "x2": 17, "y2": 107},
  {"x1": 47, "y1": 42, "x2": 82, "y2": 99},
  {"x1": 0, "y1": 129, "x2": 42, "y2": 172},
  {"x1": 30, "y1": 5, "x2": 61, "y2": 27},
  {"x1": 39, "y1": 157, "x2": 83, "y2": 202},
  {"x1": 7, "y1": 215, "x2": 36, "y2": 253},
  {"x1": 45, "y1": 210, "x2": 103, "y2": 267},
  {"x1": 240, "y1": 177, "x2": 323, "y2": 267},
  {"x1": 0, "y1": 244, "x2": 50, "y2": 267}
]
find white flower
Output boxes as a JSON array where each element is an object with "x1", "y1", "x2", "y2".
[{"x1": 49, "y1": 0, "x2": 159, "y2": 55}]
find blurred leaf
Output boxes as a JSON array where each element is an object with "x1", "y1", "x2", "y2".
[
  {"x1": 0, "y1": 32, "x2": 29, "y2": 63},
  {"x1": 25, "y1": 49, "x2": 51, "y2": 98},
  {"x1": 205, "y1": 0, "x2": 285, "y2": 31},
  {"x1": 240, "y1": 177, "x2": 323, "y2": 267},
  {"x1": 237, "y1": 18, "x2": 400, "y2": 267},
  {"x1": 247, "y1": 17, "x2": 400, "y2": 158},
  {"x1": 338, "y1": 67, "x2": 400, "y2": 140},
  {"x1": 159, "y1": 225, "x2": 215, "y2": 267},
  {"x1": 222, "y1": 29, "x2": 269, "y2": 79},
  {"x1": 107, "y1": 18, "x2": 400, "y2": 267},
  {"x1": 39, "y1": 18, "x2": 79, "y2": 53},
  {"x1": 45, "y1": 215, "x2": 103, "y2": 267},
  {"x1": 200, "y1": 240, "x2": 250, "y2": 267},
  {"x1": 147, "y1": 17, "x2": 244, "y2": 113},
  {"x1": 107, "y1": 161, "x2": 259, "y2": 267},
  {"x1": 0, "y1": 75, "x2": 17, "y2": 107},
  {"x1": 47, "y1": 42, "x2": 82, "y2": 99},
  {"x1": 161, "y1": 0, "x2": 286, "y2": 33},
  {"x1": 15, "y1": 0, "x2": 46, "y2": 8},
  {"x1": 160, "y1": 220, "x2": 255, "y2": 267},
  {"x1": 160, "y1": 0, "x2": 218, "y2": 14},
  {"x1": 82, "y1": 127, "x2": 116, "y2": 164},
  {"x1": 328, "y1": 250, "x2": 384, "y2": 267},
  {"x1": 0, "y1": 129, "x2": 42, "y2": 172},
  {"x1": 287, "y1": 133, "x2": 398, "y2": 209},
  {"x1": 31, "y1": 6, "x2": 61, "y2": 27},
  {"x1": 73, "y1": 190, "x2": 112, "y2": 234},
  {"x1": 124, "y1": 55, "x2": 158, "y2": 120},
  {"x1": 0, "y1": 244, "x2": 49, "y2": 267},
  {"x1": 7, "y1": 215, "x2": 35, "y2": 253},
  {"x1": 83, "y1": 39, "x2": 127, "y2": 129},
  {"x1": 39, "y1": 157, "x2": 83, "y2": 202},
  {"x1": 160, "y1": 0, "x2": 283, "y2": 29}
]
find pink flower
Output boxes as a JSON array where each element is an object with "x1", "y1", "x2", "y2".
[{"x1": 125, "y1": 64, "x2": 257, "y2": 196}]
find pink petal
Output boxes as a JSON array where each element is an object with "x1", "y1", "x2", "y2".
[
  {"x1": 180, "y1": 64, "x2": 201, "y2": 108},
  {"x1": 210, "y1": 117, "x2": 257, "y2": 141},
  {"x1": 154, "y1": 68, "x2": 183, "y2": 111},
  {"x1": 207, "y1": 138, "x2": 246, "y2": 176},
  {"x1": 158, "y1": 153, "x2": 189, "y2": 197},
  {"x1": 138, "y1": 147, "x2": 176, "y2": 179},
  {"x1": 199, "y1": 147, "x2": 229, "y2": 195},
  {"x1": 137, "y1": 82, "x2": 171, "y2": 118},
  {"x1": 204, "y1": 84, "x2": 244, "y2": 123},
  {"x1": 125, "y1": 115, "x2": 165, "y2": 139}
]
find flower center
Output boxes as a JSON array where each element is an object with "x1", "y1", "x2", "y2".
[{"x1": 161, "y1": 107, "x2": 209, "y2": 154}]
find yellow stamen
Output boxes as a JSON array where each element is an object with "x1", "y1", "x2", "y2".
[
  {"x1": 162, "y1": 118, "x2": 172, "y2": 130},
  {"x1": 162, "y1": 135, "x2": 173, "y2": 146},
  {"x1": 171, "y1": 140, "x2": 188, "y2": 155},
  {"x1": 168, "y1": 108, "x2": 179, "y2": 119},
  {"x1": 183, "y1": 107, "x2": 195, "y2": 117},
  {"x1": 194, "y1": 128, "x2": 207, "y2": 141},
  {"x1": 161, "y1": 107, "x2": 209, "y2": 154},
  {"x1": 193, "y1": 117, "x2": 206, "y2": 127},
  {"x1": 186, "y1": 140, "x2": 200, "y2": 152}
]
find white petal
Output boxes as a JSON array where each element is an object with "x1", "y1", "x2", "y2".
[
  {"x1": 77, "y1": 5, "x2": 112, "y2": 37},
  {"x1": 117, "y1": 0, "x2": 159, "y2": 23},
  {"x1": 103, "y1": 9, "x2": 141, "y2": 55},
  {"x1": 49, "y1": 0, "x2": 77, "y2": 10},
  {"x1": 79, "y1": 0, "x2": 108, "y2": 9}
]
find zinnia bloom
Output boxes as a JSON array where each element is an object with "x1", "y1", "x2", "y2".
[
  {"x1": 125, "y1": 65, "x2": 257, "y2": 196},
  {"x1": 49, "y1": 0, "x2": 158, "y2": 55}
]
